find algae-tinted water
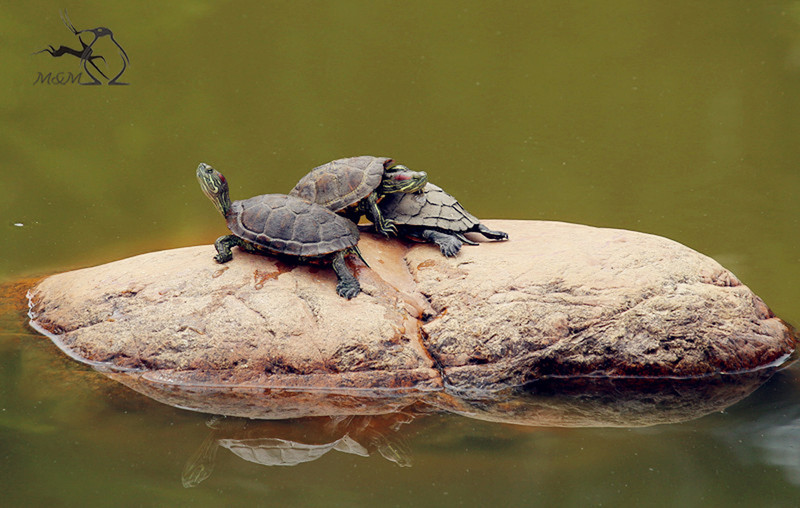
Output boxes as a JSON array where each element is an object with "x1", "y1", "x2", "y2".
[{"x1": 2, "y1": 1, "x2": 800, "y2": 506}]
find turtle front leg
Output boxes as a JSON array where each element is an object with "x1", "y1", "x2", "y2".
[
  {"x1": 331, "y1": 250, "x2": 361, "y2": 299},
  {"x1": 476, "y1": 224, "x2": 509, "y2": 241},
  {"x1": 420, "y1": 229, "x2": 463, "y2": 257},
  {"x1": 213, "y1": 235, "x2": 247, "y2": 263},
  {"x1": 363, "y1": 193, "x2": 397, "y2": 237}
]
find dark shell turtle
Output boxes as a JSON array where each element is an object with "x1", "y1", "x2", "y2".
[
  {"x1": 289, "y1": 156, "x2": 428, "y2": 236},
  {"x1": 196, "y1": 163, "x2": 363, "y2": 299},
  {"x1": 378, "y1": 183, "x2": 508, "y2": 257}
]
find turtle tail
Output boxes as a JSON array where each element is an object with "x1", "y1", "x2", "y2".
[{"x1": 350, "y1": 245, "x2": 370, "y2": 268}]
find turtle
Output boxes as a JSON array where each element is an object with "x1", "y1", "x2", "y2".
[
  {"x1": 289, "y1": 156, "x2": 428, "y2": 236},
  {"x1": 196, "y1": 162, "x2": 364, "y2": 299},
  {"x1": 378, "y1": 183, "x2": 508, "y2": 257}
]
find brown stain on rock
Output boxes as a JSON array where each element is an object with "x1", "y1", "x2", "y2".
[
  {"x1": 253, "y1": 261, "x2": 294, "y2": 290},
  {"x1": 416, "y1": 259, "x2": 436, "y2": 270}
]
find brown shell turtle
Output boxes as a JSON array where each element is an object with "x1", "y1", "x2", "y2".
[
  {"x1": 196, "y1": 163, "x2": 364, "y2": 299},
  {"x1": 378, "y1": 183, "x2": 508, "y2": 257},
  {"x1": 289, "y1": 156, "x2": 427, "y2": 236}
]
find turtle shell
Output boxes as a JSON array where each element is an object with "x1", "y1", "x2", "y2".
[
  {"x1": 290, "y1": 156, "x2": 392, "y2": 212},
  {"x1": 379, "y1": 183, "x2": 480, "y2": 232},
  {"x1": 227, "y1": 194, "x2": 359, "y2": 257}
]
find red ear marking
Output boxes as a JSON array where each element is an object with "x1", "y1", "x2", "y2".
[{"x1": 394, "y1": 174, "x2": 411, "y2": 180}]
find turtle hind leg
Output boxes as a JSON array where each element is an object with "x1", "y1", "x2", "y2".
[
  {"x1": 213, "y1": 235, "x2": 248, "y2": 263},
  {"x1": 420, "y1": 229, "x2": 463, "y2": 257},
  {"x1": 331, "y1": 251, "x2": 361, "y2": 299},
  {"x1": 476, "y1": 224, "x2": 509, "y2": 241}
]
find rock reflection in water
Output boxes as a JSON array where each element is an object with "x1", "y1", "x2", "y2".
[
  {"x1": 435, "y1": 370, "x2": 783, "y2": 428},
  {"x1": 101, "y1": 360, "x2": 789, "y2": 427},
  {"x1": 163, "y1": 365, "x2": 793, "y2": 486},
  {"x1": 182, "y1": 411, "x2": 416, "y2": 487}
]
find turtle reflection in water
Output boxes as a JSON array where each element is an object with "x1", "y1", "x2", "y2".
[
  {"x1": 379, "y1": 183, "x2": 509, "y2": 257},
  {"x1": 290, "y1": 155, "x2": 428, "y2": 235},
  {"x1": 196, "y1": 163, "x2": 365, "y2": 299},
  {"x1": 182, "y1": 413, "x2": 414, "y2": 487}
]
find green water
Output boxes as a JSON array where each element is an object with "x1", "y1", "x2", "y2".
[{"x1": 2, "y1": 1, "x2": 800, "y2": 506}]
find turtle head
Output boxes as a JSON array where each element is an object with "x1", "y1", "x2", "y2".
[
  {"x1": 378, "y1": 164, "x2": 428, "y2": 196},
  {"x1": 196, "y1": 163, "x2": 231, "y2": 217}
]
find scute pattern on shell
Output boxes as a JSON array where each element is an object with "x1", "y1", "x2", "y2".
[
  {"x1": 227, "y1": 194, "x2": 359, "y2": 257},
  {"x1": 380, "y1": 183, "x2": 480, "y2": 231},
  {"x1": 290, "y1": 156, "x2": 390, "y2": 211}
]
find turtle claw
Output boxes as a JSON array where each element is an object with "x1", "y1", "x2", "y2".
[
  {"x1": 420, "y1": 229, "x2": 462, "y2": 257},
  {"x1": 336, "y1": 279, "x2": 361, "y2": 299},
  {"x1": 331, "y1": 250, "x2": 361, "y2": 299},
  {"x1": 377, "y1": 219, "x2": 398, "y2": 237},
  {"x1": 213, "y1": 235, "x2": 239, "y2": 263},
  {"x1": 213, "y1": 247, "x2": 233, "y2": 264},
  {"x1": 437, "y1": 237, "x2": 462, "y2": 257}
]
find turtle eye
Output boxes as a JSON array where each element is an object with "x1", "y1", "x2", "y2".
[{"x1": 386, "y1": 164, "x2": 409, "y2": 173}]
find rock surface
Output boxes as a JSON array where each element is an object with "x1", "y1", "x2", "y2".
[
  {"x1": 410, "y1": 221, "x2": 795, "y2": 390},
  {"x1": 28, "y1": 220, "x2": 796, "y2": 403}
]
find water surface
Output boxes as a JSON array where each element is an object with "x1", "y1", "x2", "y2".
[{"x1": 2, "y1": 1, "x2": 800, "y2": 506}]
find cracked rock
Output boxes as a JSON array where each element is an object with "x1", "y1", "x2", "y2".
[{"x1": 27, "y1": 220, "x2": 795, "y2": 400}]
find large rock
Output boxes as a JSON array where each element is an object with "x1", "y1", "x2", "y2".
[
  {"x1": 28, "y1": 220, "x2": 796, "y2": 406},
  {"x1": 411, "y1": 221, "x2": 795, "y2": 390},
  {"x1": 28, "y1": 234, "x2": 441, "y2": 394}
]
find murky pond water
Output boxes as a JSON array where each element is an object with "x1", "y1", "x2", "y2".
[{"x1": 2, "y1": 1, "x2": 800, "y2": 506}]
